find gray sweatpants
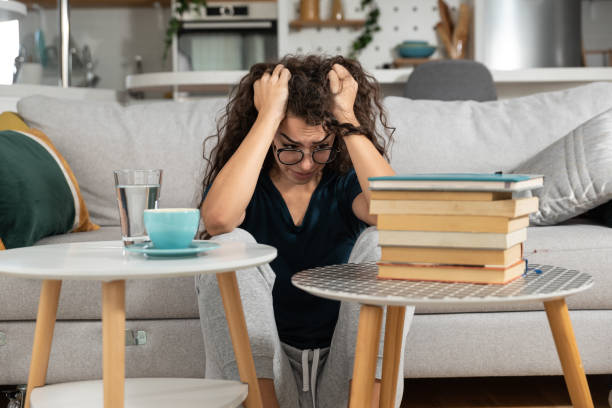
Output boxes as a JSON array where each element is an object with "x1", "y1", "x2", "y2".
[{"x1": 195, "y1": 227, "x2": 415, "y2": 408}]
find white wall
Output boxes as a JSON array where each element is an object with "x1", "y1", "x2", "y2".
[
  {"x1": 19, "y1": 6, "x2": 171, "y2": 90},
  {"x1": 279, "y1": 0, "x2": 462, "y2": 70}
]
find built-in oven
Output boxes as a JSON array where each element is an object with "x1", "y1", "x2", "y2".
[{"x1": 174, "y1": 1, "x2": 278, "y2": 71}]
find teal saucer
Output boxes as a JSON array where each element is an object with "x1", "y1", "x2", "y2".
[{"x1": 125, "y1": 240, "x2": 220, "y2": 257}]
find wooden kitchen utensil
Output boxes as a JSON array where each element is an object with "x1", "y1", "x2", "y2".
[
  {"x1": 453, "y1": 3, "x2": 471, "y2": 59},
  {"x1": 300, "y1": 0, "x2": 320, "y2": 22},
  {"x1": 436, "y1": 22, "x2": 457, "y2": 59},
  {"x1": 438, "y1": 0, "x2": 454, "y2": 40},
  {"x1": 331, "y1": 0, "x2": 344, "y2": 21}
]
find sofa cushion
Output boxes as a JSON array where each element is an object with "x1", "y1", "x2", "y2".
[
  {"x1": 0, "y1": 319, "x2": 206, "y2": 384},
  {"x1": 0, "y1": 129, "x2": 98, "y2": 249},
  {"x1": 1, "y1": 227, "x2": 201, "y2": 321},
  {"x1": 35, "y1": 226, "x2": 121, "y2": 245},
  {"x1": 18, "y1": 96, "x2": 226, "y2": 226},
  {"x1": 514, "y1": 108, "x2": 612, "y2": 225},
  {"x1": 415, "y1": 220, "x2": 612, "y2": 314},
  {"x1": 1, "y1": 222, "x2": 610, "y2": 320},
  {"x1": 384, "y1": 82, "x2": 612, "y2": 174}
]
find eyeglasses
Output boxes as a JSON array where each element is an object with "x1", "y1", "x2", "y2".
[{"x1": 273, "y1": 144, "x2": 339, "y2": 165}]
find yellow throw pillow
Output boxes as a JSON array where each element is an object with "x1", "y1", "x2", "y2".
[
  {"x1": 0, "y1": 112, "x2": 30, "y2": 132},
  {"x1": 0, "y1": 238, "x2": 5, "y2": 250}
]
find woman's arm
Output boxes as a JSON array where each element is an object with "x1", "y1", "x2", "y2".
[
  {"x1": 202, "y1": 64, "x2": 291, "y2": 235},
  {"x1": 328, "y1": 63, "x2": 394, "y2": 226}
]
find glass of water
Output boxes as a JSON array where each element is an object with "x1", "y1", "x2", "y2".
[{"x1": 113, "y1": 169, "x2": 162, "y2": 246}]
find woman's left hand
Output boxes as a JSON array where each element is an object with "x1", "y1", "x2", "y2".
[{"x1": 328, "y1": 63, "x2": 359, "y2": 125}]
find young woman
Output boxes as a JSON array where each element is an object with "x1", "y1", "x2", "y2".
[{"x1": 197, "y1": 55, "x2": 413, "y2": 408}]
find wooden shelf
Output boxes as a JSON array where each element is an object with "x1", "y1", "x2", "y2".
[
  {"x1": 289, "y1": 19, "x2": 365, "y2": 30},
  {"x1": 393, "y1": 58, "x2": 441, "y2": 67}
]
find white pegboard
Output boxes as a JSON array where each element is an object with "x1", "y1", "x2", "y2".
[{"x1": 278, "y1": 0, "x2": 462, "y2": 69}]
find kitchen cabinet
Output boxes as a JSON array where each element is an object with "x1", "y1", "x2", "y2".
[{"x1": 125, "y1": 67, "x2": 612, "y2": 99}]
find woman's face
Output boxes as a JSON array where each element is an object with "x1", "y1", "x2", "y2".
[{"x1": 272, "y1": 115, "x2": 335, "y2": 185}]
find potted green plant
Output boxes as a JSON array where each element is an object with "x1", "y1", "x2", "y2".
[
  {"x1": 349, "y1": 0, "x2": 380, "y2": 59},
  {"x1": 164, "y1": 0, "x2": 207, "y2": 59}
]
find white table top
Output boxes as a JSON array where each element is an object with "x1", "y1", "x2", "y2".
[
  {"x1": 30, "y1": 378, "x2": 247, "y2": 408},
  {"x1": 0, "y1": 241, "x2": 276, "y2": 281},
  {"x1": 292, "y1": 263, "x2": 594, "y2": 307},
  {"x1": 125, "y1": 68, "x2": 612, "y2": 92}
]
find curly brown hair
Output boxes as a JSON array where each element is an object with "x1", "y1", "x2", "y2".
[{"x1": 200, "y1": 54, "x2": 394, "y2": 204}]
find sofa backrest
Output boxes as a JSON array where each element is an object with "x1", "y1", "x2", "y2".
[
  {"x1": 385, "y1": 82, "x2": 612, "y2": 174},
  {"x1": 18, "y1": 96, "x2": 225, "y2": 226},
  {"x1": 17, "y1": 83, "x2": 612, "y2": 226}
]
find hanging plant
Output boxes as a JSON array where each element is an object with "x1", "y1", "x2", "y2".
[
  {"x1": 164, "y1": 0, "x2": 207, "y2": 59},
  {"x1": 349, "y1": 0, "x2": 380, "y2": 59}
]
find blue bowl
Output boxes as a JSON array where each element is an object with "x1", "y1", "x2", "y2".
[
  {"x1": 397, "y1": 44, "x2": 437, "y2": 58},
  {"x1": 400, "y1": 40, "x2": 429, "y2": 46},
  {"x1": 143, "y1": 208, "x2": 200, "y2": 249}
]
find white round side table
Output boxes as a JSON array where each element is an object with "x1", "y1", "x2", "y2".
[
  {"x1": 293, "y1": 263, "x2": 595, "y2": 408},
  {"x1": 30, "y1": 378, "x2": 247, "y2": 408},
  {"x1": 0, "y1": 240, "x2": 277, "y2": 408}
]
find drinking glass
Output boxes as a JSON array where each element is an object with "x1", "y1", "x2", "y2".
[{"x1": 113, "y1": 169, "x2": 162, "y2": 246}]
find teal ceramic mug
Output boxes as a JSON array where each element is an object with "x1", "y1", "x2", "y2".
[{"x1": 143, "y1": 208, "x2": 200, "y2": 249}]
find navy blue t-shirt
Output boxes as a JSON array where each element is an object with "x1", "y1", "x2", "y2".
[{"x1": 208, "y1": 168, "x2": 367, "y2": 349}]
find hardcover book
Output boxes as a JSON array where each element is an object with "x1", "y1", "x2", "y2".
[
  {"x1": 380, "y1": 244, "x2": 523, "y2": 266},
  {"x1": 370, "y1": 190, "x2": 513, "y2": 201},
  {"x1": 377, "y1": 229, "x2": 527, "y2": 249},
  {"x1": 370, "y1": 197, "x2": 539, "y2": 218},
  {"x1": 369, "y1": 173, "x2": 543, "y2": 192},
  {"x1": 377, "y1": 260, "x2": 527, "y2": 284},
  {"x1": 376, "y1": 214, "x2": 530, "y2": 233}
]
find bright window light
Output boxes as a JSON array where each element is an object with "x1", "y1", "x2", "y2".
[{"x1": 0, "y1": 20, "x2": 19, "y2": 85}]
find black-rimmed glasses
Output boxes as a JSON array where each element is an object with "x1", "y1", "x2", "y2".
[{"x1": 273, "y1": 144, "x2": 339, "y2": 165}]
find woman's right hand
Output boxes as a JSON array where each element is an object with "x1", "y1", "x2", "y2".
[{"x1": 253, "y1": 64, "x2": 291, "y2": 124}]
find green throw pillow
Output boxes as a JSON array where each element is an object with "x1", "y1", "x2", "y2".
[{"x1": 0, "y1": 130, "x2": 76, "y2": 248}]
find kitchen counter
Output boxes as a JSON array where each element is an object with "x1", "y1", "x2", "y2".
[
  {"x1": 125, "y1": 67, "x2": 612, "y2": 99},
  {"x1": 0, "y1": 84, "x2": 119, "y2": 112},
  {"x1": 379, "y1": 67, "x2": 612, "y2": 83}
]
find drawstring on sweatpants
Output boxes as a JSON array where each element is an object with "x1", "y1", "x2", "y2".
[{"x1": 301, "y1": 348, "x2": 321, "y2": 408}]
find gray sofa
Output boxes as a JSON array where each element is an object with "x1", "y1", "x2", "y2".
[{"x1": 1, "y1": 83, "x2": 612, "y2": 389}]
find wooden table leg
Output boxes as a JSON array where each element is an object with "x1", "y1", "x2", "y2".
[
  {"x1": 544, "y1": 298, "x2": 594, "y2": 408},
  {"x1": 24, "y1": 280, "x2": 62, "y2": 408},
  {"x1": 217, "y1": 271, "x2": 263, "y2": 408},
  {"x1": 379, "y1": 306, "x2": 406, "y2": 408},
  {"x1": 350, "y1": 304, "x2": 384, "y2": 408},
  {"x1": 102, "y1": 280, "x2": 125, "y2": 408}
]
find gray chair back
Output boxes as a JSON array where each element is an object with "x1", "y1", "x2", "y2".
[{"x1": 404, "y1": 60, "x2": 497, "y2": 101}]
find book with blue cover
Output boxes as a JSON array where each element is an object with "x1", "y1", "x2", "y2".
[{"x1": 368, "y1": 173, "x2": 543, "y2": 192}]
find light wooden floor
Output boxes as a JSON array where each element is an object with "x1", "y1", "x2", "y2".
[{"x1": 400, "y1": 375, "x2": 611, "y2": 408}]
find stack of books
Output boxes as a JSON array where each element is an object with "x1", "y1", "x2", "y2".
[{"x1": 369, "y1": 173, "x2": 544, "y2": 284}]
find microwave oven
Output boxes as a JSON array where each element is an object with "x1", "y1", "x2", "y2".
[{"x1": 175, "y1": 1, "x2": 278, "y2": 71}]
